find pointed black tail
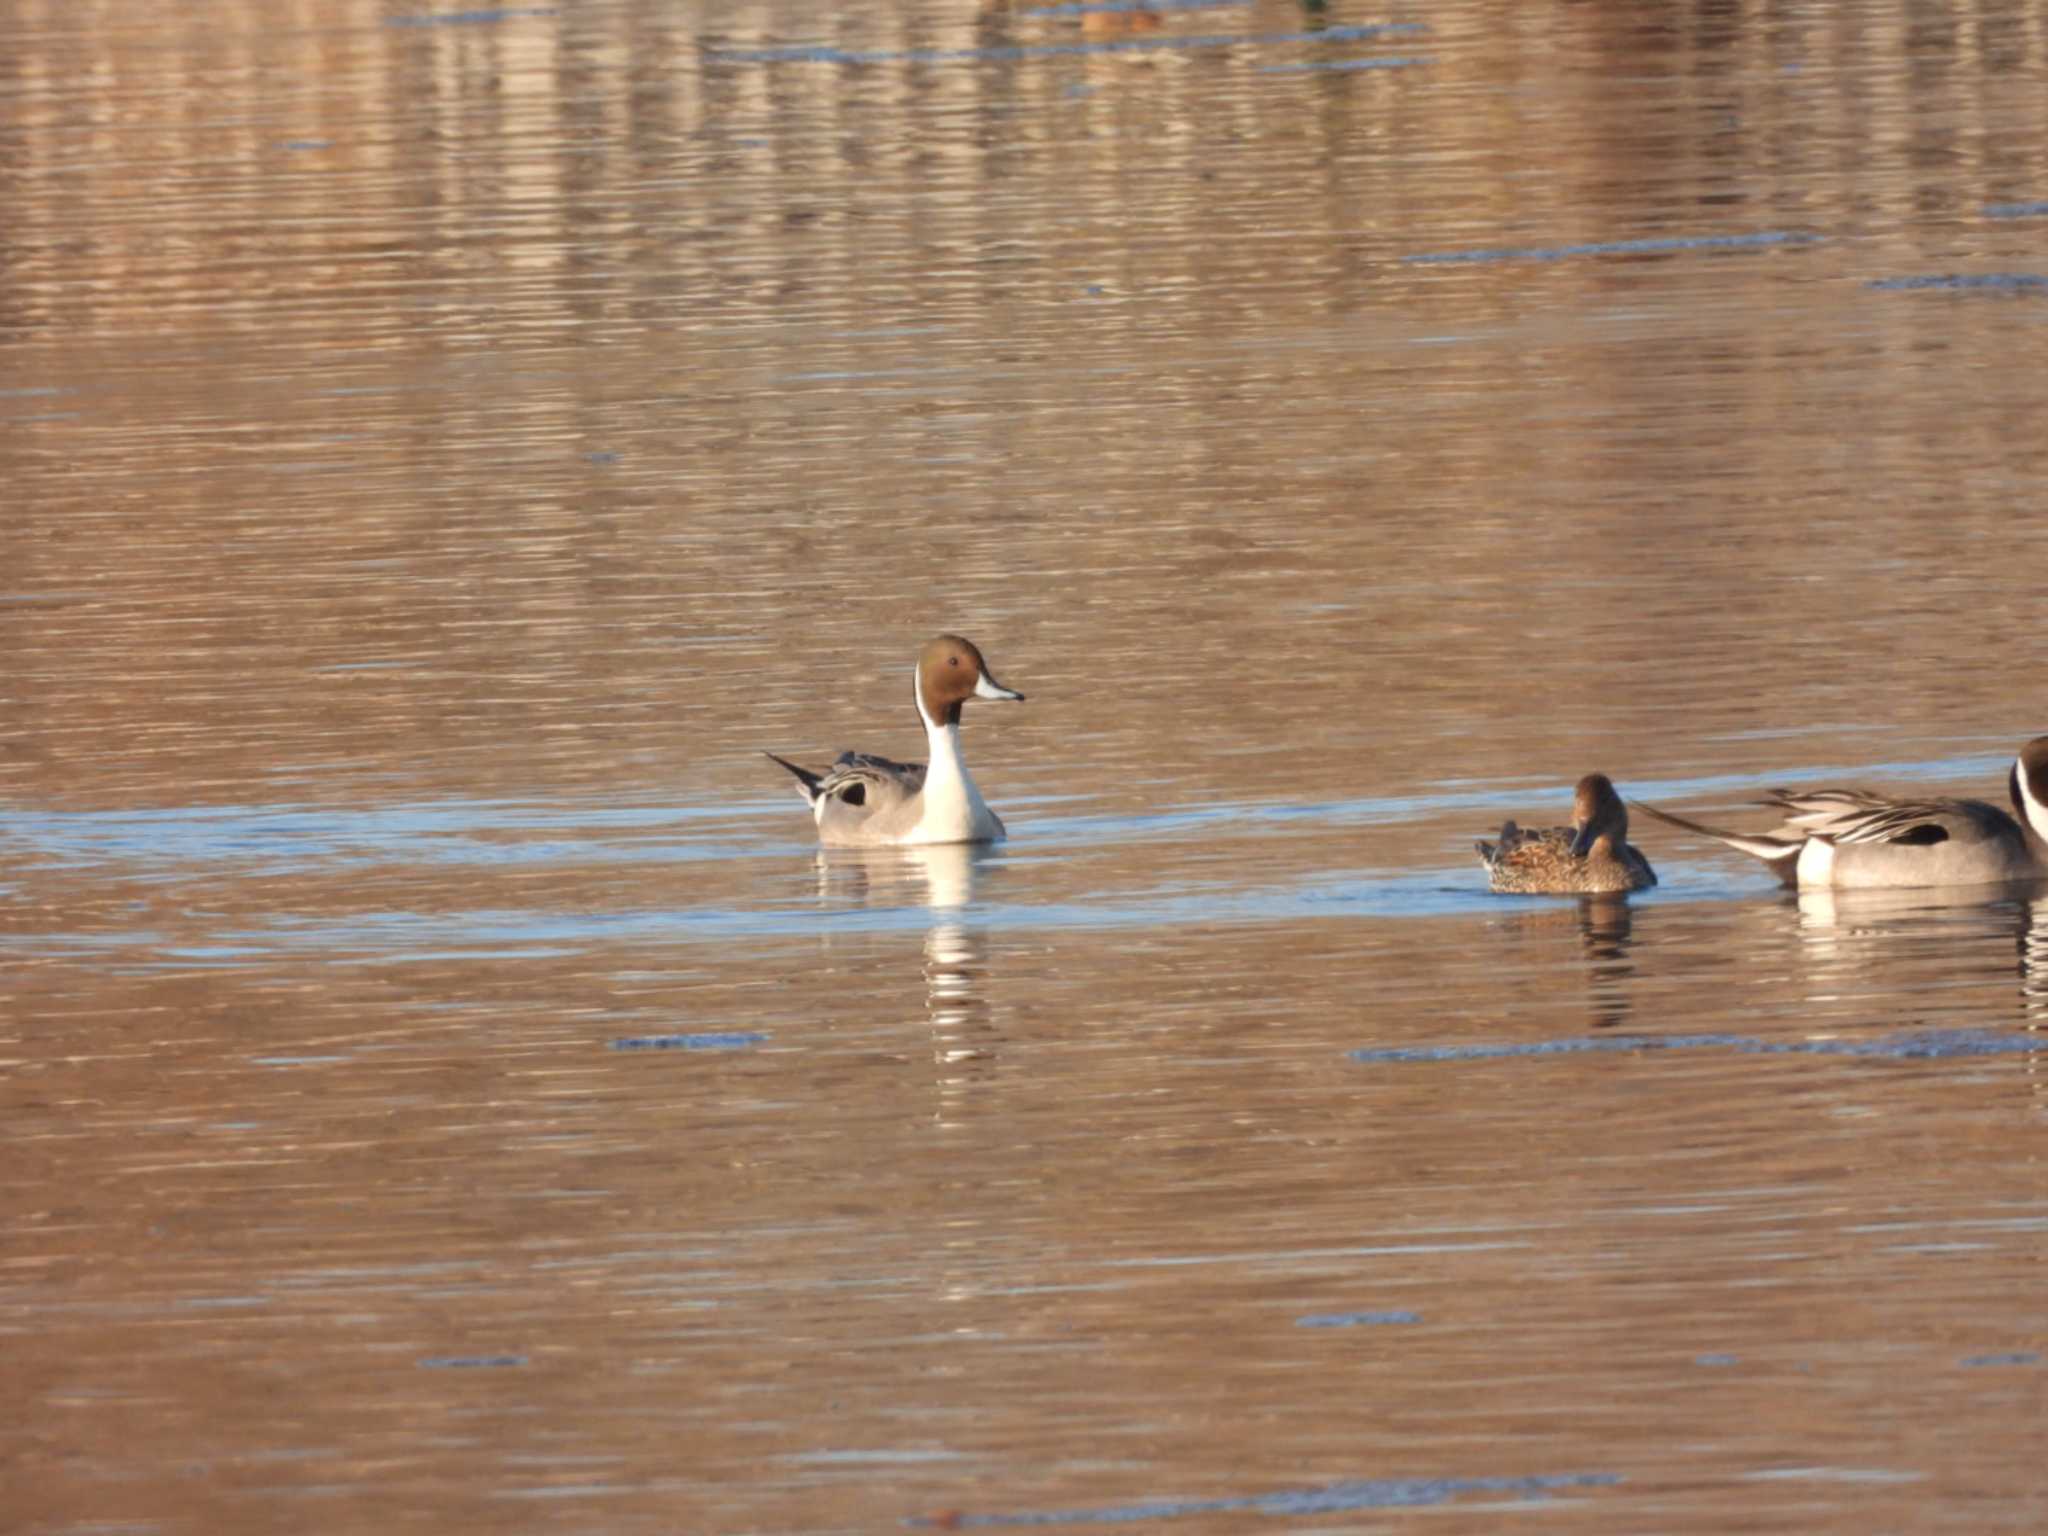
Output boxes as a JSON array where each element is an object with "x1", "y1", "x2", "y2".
[{"x1": 763, "y1": 751, "x2": 823, "y2": 802}]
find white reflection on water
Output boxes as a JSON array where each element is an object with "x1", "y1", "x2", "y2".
[
  {"x1": 807, "y1": 840, "x2": 993, "y2": 914},
  {"x1": 913, "y1": 846, "x2": 995, "y2": 1107},
  {"x1": 1796, "y1": 880, "x2": 2048, "y2": 1030},
  {"x1": 812, "y1": 843, "x2": 1000, "y2": 1112}
]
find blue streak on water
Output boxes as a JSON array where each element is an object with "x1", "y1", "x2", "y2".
[
  {"x1": 903, "y1": 1471, "x2": 1619, "y2": 1527},
  {"x1": 609, "y1": 1032, "x2": 766, "y2": 1052},
  {"x1": 418, "y1": 1354, "x2": 528, "y2": 1368},
  {"x1": 1404, "y1": 231, "x2": 1821, "y2": 265},
  {"x1": 0, "y1": 930, "x2": 167, "y2": 959},
  {"x1": 1296, "y1": 1310, "x2": 1419, "y2": 1328},
  {"x1": 1354, "y1": 1034, "x2": 1736, "y2": 1063},
  {"x1": 712, "y1": 21, "x2": 1425, "y2": 67},
  {"x1": 1959, "y1": 1352, "x2": 2039, "y2": 1367},
  {"x1": 1258, "y1": 56, "x2": 1429, "y2": 74},
  {"x1": 217, "y1": 869, "x2": 1574, "y2": 959},
  {"x1": 1867, "y1": 273, "x2": 2048, "y2": 292},
  {"x1": 386, "y1": 6, "x2": 556, "y2": 25},
  {"x1": 1984, "y1": 201, "x2": 2048, "y2": 219},
  {"x1": 11, "y1": 750, "x2": 2038, "y2": 963},
  {"x1": 1, "y1": 751, "x2": 2010, "y2": 877},
  {"x1": 0, "y1": 800, "x2": 753, "y2": 875},
  {"x1": 1350, "y1": 1029, "x2": 2045, "y2": 1065},
  {"x1": 1029, "y1": 750, "x2": 2025, "y2": 846}
]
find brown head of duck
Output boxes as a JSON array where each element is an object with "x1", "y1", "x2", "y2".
[
  {"x1": 1568, "y1": 773, "x2": 1631, "y2": 861},
  {"x1": 914, "y1": 633, "x2": 1025, "y2": 730}
]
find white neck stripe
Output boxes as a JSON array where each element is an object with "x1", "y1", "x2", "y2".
[
  {"x1": 912, "y1": 661, "x2": 934, "y2": 734},
  {"x1": 2018, "y1": 757, "x2": 2048, "y2": 839}
]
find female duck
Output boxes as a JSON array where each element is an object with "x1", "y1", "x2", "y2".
[{"x1": 1478, "y1": 773, "x2": 1657, "y2": 895}]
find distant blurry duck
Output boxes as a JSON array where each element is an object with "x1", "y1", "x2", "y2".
[{"x1": 1478, "y1": 773, "x2": 1658, "y2": 895}]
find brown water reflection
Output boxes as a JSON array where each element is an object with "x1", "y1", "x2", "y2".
[{"x1": 6, "y1": 0, "x2": 2048, "y2": 1531}]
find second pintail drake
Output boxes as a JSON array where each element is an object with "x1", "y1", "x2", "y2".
[
  {"x1": 766, "y1": 634, "x2": 1025, "y2": 847},
  {"x1": 1478, "y1": 772, "x2": 1658, "y2": 895},
  {"x1": 1633, "y1": 736, "x2": 2048, "y2": 889}
]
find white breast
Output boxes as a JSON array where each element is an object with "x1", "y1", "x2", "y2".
[{"x1": 1795, "y1": 837, "x2": 1837, "y2": 887}]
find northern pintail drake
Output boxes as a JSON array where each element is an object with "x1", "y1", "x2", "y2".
[
  {"x1": 1477, "y1": 773, "x2": 1657, "y2": 895},
  {"x1": 1634, "y1": 737, "x2": 2048, "y2": 889},
  {"x1": 766, "y1": 634, "x2": 1025, "y2": 847}
]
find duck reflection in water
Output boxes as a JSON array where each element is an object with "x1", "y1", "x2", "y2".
[
  {"x1": 810, "y1": 842, "x2": 1006, "y2": 1110},
  {"x1": 1482, "y1": 894, "x2": 1643, "y2": 1030},
  {"x1": 1793, "y1": 880, "x2": 2048, "y2": 1030},
  {"x1": 1578, "y1": 895, "x2": 1637, "y2": 1030}
]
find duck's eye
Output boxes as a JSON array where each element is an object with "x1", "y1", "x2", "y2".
[
  {"x1": 838, "y1": 782, "x2": 866, "y2": 807},
  {"x1": 948, "y1": 656, "x2": 959, "y2": 667}
]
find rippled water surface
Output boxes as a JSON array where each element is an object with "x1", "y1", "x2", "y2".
[{"x1": 6, "y1": 2, "x2": 2048, "y2": 1531}]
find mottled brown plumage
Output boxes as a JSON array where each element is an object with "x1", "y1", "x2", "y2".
[{"x1": 1478, "y1": 773, "x2": 1657, "y2": 895}]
